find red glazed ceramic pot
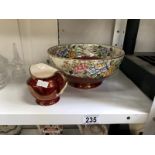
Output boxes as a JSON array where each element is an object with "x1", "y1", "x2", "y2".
[{"x1": 27, "y1": 63, "x2": 68, "y2": 106}]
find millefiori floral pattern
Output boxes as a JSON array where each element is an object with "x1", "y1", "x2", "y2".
[{"x1": 48, "y1": 44, "x2": 124, "y2": 79}]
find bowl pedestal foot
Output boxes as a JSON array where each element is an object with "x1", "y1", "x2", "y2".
[{"x1": 69, "y1": 81, "x2": 102, "y2": 89}]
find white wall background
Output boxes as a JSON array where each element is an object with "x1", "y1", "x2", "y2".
[
  {"x1": 59, "y1": 19, "x2": 115, "y2": 44},
  {"x1": 135, "y1": 19, "x2": 155, "y2": 53},
  {"x1": 0, "y1": 19, "x2": 58, "y2": 65},
  {"x1": 0, "y1": 20, "x2": 22, "y2": 61},
  {"x1": 18, "y1": 19, "x2": 58, "y2": 64},
  {"x1": 0, "y1": 19, "x2": 116, "y2": 65}
]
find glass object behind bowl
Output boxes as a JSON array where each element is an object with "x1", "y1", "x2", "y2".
[
  {"x1": 11, "y1": 43, "x2": 26, "y2": 82},
  {"x1": 0, "y1": 55, "x2": 9, "y2": 89}
]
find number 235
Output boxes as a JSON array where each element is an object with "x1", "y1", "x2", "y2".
[{"x1": 85, "y1": 116, "x2": 97, "y2": 124}]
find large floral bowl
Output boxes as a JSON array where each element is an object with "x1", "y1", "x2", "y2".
[{"x1": 48, "y1": 44, "x2": 124, "y2": 89}]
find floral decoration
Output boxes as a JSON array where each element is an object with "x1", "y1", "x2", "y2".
[{"x1": 48, "y1": 44, "x2": 124, "y2": 79}]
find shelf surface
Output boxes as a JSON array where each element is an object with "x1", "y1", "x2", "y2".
[{"x1": 0, "y1": 70, "x2": 152, "y2": 125}]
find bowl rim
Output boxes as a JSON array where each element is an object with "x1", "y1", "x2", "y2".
[{"x1": 47, "y1": 44, "x2": 125, "y2": 60}]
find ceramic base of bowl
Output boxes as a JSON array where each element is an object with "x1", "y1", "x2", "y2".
[
  {"x1": 65, "y1": 75, "x2": 103, "y2": 89},
  {"x1": 69, "y1": 81, "x2": 102, "y2": 89},
  {"x1": 36, "y1": 97, "x2": 60, "y2": 106}
]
